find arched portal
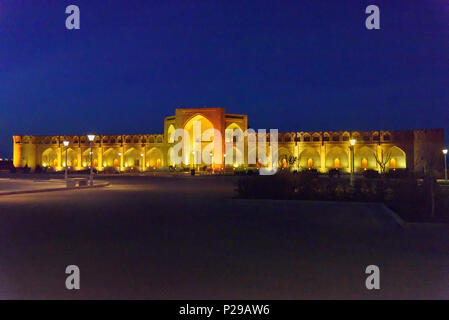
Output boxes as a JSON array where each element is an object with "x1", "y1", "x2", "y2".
[
  {"x1": 354, "y1": 146, "x2": 377, "y2": 171},
  {"x1": 147, "y1": 147, "x2": 164, "y2": 168},
  {"x1": 167, "y1": 124, "x2": 175, "y2": 143},
  {"x1": 103, "y1": 148, "x2": 121, "y2": 168},
  {"x1": 298, "y1": 148, "x2": 320, "y2": 170},
  {"x1": 184, "y1": 115, "x2": 215, "y2": 166},
  {"x1": 42, "y1": 148, "x2": 58, "y2": 168},
  {"x1": 326, "y1": 147, "x2": 348, "y2": 170},
  {"x1": 124, "y1": 148, "x2": 141, "y2": 169},
  {"x1": 225, "y1": 123, "x2": 242, "y2": 143},
  {"x1": 386, "y1": 146, "x2": 406, "y2": 170},
  {"x1": 278, "y1": 147, "x2": 292, "y2": 168},
  {"x1": 82, "y1": 148, "x2": 99, "y2": 168},
  {"x1": 63, "y1": 148, "x2": 77, "y2": 168}
]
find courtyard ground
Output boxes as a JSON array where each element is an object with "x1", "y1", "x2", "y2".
[
  {"x1": 0, "y1": 177, "x2": 67, "y2": 194},
  {"x1": 0, "y1": 175, "x2": 448, "y2": 299}
]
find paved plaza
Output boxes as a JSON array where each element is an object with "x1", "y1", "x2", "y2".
[
  {"x1": 0, "y1": 175, "x2": 448, "y2": 299},
  {"x1": 0, "y1": 177, "x2": 67, "y2": 195}
]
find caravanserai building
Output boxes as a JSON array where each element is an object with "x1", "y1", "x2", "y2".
[{"x1": 13, "y1": 107, "x2": 444, "y2": 174}]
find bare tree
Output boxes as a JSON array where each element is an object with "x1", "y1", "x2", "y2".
[
  {"x1": 372, "y1": 149, "x2": 392, "y2": 174},
  {"x1": 288, "y1": 155, "x2": 298, "y2": 168}
]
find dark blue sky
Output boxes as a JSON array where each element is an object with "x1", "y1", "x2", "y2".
[{"x1": 1, "y1": 0, "x2": 448, "y2": 157}]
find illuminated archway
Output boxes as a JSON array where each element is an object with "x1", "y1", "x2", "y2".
[
  {"x1": 299, "y1": 148, "x2": 320, "y2": 169},
  {"x1": 42, "y1": 148, "x2": 58, "y2": 168},
  {"x1": 386, "y1": 146, "x2": 406, "y2": 170},
  {"x1": 225, "y1": 123, "x2": 242, "y2": 143},
  {"x1": 278, "y1": 147, "x2": 292, "y2": 168},
  {"x1": 147, "y1": 147, "x2": 164, "y2": 168},
  {"x1": 326, "y1": 147, "x2": 348, "y2": 169},
  {"x1": 167, "y1": 124, "x2": 175, "y2": 143},
  {"x1": 124, "y1": 147, "x2": 141, "y2": 168},
  {"x1": 103, "y1": 148, "x2": 121, "y2": 168},
  {"x1": 63, "y1": 148, "x2": 77, "y2": 168},
  {"x1": 82, "y1": 148, "x2": 98, "y2": 168},
  {"x1": 184, "y1": 114, "x2": 215, "y2": 166},
  {"x1": 354, "y1": 146, "x2": 377, "y2": 171}
]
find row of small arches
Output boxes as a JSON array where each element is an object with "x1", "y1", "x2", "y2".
[
  {"x1": 38, "y1": 135, "x2": 164, "y2": 146},
  {"x1": 280, "y1": 131, "x2": 392, "y2": 143}
]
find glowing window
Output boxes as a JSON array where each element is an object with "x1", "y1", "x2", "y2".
[
  {"x1": 307, "y1": 158, "x2": 313, "y2": 168},
  {"x1": 390, "y1": 158, "x2": 396, "y2": 169},
  {"x1": 334, "y1": 158, "x2": 340, "y2": 168},
  {"x1": 282, "y1": 158, "x2": 288, "y2": 168},
  {"x1": 361, "y1": 158, "x2": 368, "y2": 169}
]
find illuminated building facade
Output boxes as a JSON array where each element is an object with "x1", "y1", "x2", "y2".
[{"x1": 13, "y1": 107, "x2": 444, "y2": 174}]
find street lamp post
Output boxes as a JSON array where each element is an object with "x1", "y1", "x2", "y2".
[
  {"x1": 140, "y1": 153, "x2": 144, "y2": 172},
  {"x1": 443, "y1": 149, "x2": 448, "y2": 181},
  {"x1": 87, "y1": 135, "x2": 95, "y2": 186},
  {"x1": 210, "y1": 152, "x2": 213, "y2": 173},
  {"x1": 63, "y1": 141, "x2": 69, "y2": 181},
  {"x1": 350, "y1": 139, "x2": 356, "y2": 186}
]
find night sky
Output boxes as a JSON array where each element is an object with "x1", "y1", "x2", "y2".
[{"x1": 1, "y1": 0, "x2": 448, "y2": 157}]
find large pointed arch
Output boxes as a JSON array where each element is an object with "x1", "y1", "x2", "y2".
[
  {"x1": 103, "y1": 148, "x2": 121, "y2": 168},
  {"x1": 42, "y1": 148, "x2": 58, "y2": 167},
  {"x1": 326, "y1": 146, "x2": 348, "y2": 169},
  {"x1": 225, "y1": 123, "x2": 243, "y2": 143},
  {"x1": 167, "y1": 124, "x2": 176, "y2": 143},
  {"x1": 385, "y1": 146, "x2": 406, "y2": 169},
  {"x1": 298, "y1": 148, "x2": 320, "y2": 169},
  {"x1": 354, "y1": 146, "x2": 377, "y2": 171},
  {"x1": 63, "y1": 148, "x2": 78, "y2": 168},
  {"x1": 278, "y1": 147, "x2": 292, "y2": 168},
  {"x1": 124, "y1": 147, "x2": 141, "y2": 168},
  {"x1": 183, "y1": 114, "x2": 215, "y2": 165},
  {"x1": 82, "y1": 148, "x2": 99, "y2": 168},
  {"x1": 147, "y1": 147, "x2": 164, "y2": 168}
]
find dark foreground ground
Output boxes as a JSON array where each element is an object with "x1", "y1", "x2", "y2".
[{"x1": 0, "y1": 175, "x2": 449, "y2": 299}]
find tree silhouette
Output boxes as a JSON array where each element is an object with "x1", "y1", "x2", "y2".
[{"x1": 372, "y1": 149, "x2": 392, "y2": 174}]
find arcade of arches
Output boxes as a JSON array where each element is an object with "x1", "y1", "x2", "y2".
[{"x1": 13, "y1": 107, "x2": 444, "y2": 173}]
